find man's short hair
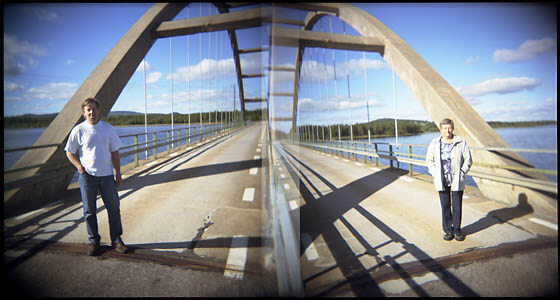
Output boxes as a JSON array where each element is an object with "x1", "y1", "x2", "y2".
[
  {"x1": 81, "y1": 97, "x2": 100, "y2": 111},
  {"x1": 440, "y1": 118, "x2": 454, "y2": 129}
]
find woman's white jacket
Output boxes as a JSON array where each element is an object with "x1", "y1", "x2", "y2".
[{"x1": 425, "y1": 135, "x2": 472, "y2": 192}]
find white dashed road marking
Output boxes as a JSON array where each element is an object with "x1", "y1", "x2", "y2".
[
  {"x1": 289, "y1": 200, "x2": 298, "y2": 210},
  {"x1": 529, "y1": 218, "x2": 558, "y2": 230},
  {"x1": 242, "y1": 187, "x2": 255, "y2": 202},
  {"x1": 301, "y1": 233, "x2": 319, "y2": 261},
  {"x1": 224, "y1": 236, "x2": 249, "y2": 280}
]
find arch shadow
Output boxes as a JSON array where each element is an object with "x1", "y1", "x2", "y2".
[
  {"x1": 462, "y1": 193, "x2": 533, "y2": 236},
  {"x1": 278, "y1": 145, "x2": 478, "y2": 296}
]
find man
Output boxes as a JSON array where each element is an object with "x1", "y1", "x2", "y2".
[
  {"x1": 426, "y1": 118, "x2": 472, "y2": 241},
  {"x1": 65, "y1": 97, "x2": 129, "y2": 256}
]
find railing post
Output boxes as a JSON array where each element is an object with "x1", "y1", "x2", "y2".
[
  {"x1": 374, "y1": 143, "x2": 379, "y2": 166},
  {"x1": 389, "y1": 144, "x2": 393, "y2": 168},
  {"x1": 167, "y1": 131, "x2": 170, "y2": 153},
  {"x1": 134, "y1": 135, "x2": 139, "y2": 167},
  {"x1": 409, "y1": 145, "x2": 413, "y2": 176},
  {"x1": 364, "y1": 143, "x2": 367, "y2": 163},
  {"x1": 153, "y1": 132, "x2": 157, "y2": 159},
  {"x1": 177, "y1": 129, "x2": 181, "y2": 149}
]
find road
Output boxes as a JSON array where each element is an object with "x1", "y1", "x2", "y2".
[
  {"x1": 5, "y1": 122, "x2": 277, "y2": 297},
  {"x1": 4, "y1": 122, "x2": 557, "y2": 296},
  {"x1": 273, "y1": 141, "x2": 557, "y2": 296}
]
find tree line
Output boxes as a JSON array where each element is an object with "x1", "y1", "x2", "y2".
[
  {"x1": 4, "y1": 109, "x2": 264, "y2": 129},
  {"x1": 295, "y1": 119, "x2": 557, "y2": 140},
  {"x1": 4, "y1": 111, "x2": 556, "y2": 137}
]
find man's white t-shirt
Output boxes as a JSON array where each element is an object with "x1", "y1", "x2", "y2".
[{"x1": 64, "y1": 120, "x2": 123, "y2": 177}]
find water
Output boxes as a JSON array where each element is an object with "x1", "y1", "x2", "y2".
[
  {"x1": 4, "y1": 123, "x2": 220, "y2": 175},
  {"x1": 321, "y1": 125, "x2": 557, "y2": 186},
  {"x1": 4, "y1": 124, "x2": 557, "y2": 186}
]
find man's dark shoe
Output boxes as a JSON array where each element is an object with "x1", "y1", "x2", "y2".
[
  {"x1": 88, "y1": 242, "x2": 100, "y2": 256},
  {"x1": 443, "y1": 233, "x2": 454, "y2": 241},
  {"x1": 454, "y1": 232, "x2": 465, "y2": 241},
  {"x1": 112, "y1": 240, "x2": 129, "y2": 254}
]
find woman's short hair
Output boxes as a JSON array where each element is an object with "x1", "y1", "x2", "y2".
[
  {"x1": 440, "y1": 118, "x2": 454, "y2": 129},
  {"x1": 81, "y1": 97, "x2": 100, "y2": 111}
]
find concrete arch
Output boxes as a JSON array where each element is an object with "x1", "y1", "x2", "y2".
[
  {"x1": 5, "y1": 3, "x2": 249, "y2": 217},
  {"x1": 291, "y1": 3, "x2": 555, "y2": 213},
  {"x1": 213, "y1": 3, "x2": 247, "y2": 121}
]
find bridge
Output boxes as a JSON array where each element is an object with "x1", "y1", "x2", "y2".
[{"x1": 4, "y1": 3, "x2": 557, "y2": 297}]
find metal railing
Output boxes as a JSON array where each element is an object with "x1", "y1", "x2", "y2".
[
  {"x1": 3, "y1": 122, "x2": 243, "y2": 191},
  {"x1": 297, "y1": 139, "x2": 557, "y2": 194}
]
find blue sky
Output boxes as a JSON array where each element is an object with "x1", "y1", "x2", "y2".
[{"x1": 4, "y1": 3, "x2": 557, "y2": 128}]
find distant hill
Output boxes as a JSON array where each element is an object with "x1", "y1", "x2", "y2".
[
  {"x1": 3, "y1": 110, "x2": 556, "y2": 131},
  {"x1": 108, "y1": 111, "x2": 142, "y2": 116}
]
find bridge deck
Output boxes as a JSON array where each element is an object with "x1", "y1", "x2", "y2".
[
  {"x1": 5, "y1": 123, "x2": 276, "y2": 296},
  {"x1": 275, "y1": 142, "x2": 557, "y2": 296},
  {"x1": 4, "y1": 123, "x2": 557, "y2": 296}
]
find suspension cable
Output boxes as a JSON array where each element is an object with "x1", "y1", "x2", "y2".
[
  {"x1": 363, "y1": 51, "x2": 371, "y2": 143},
  {"x1": 170, "y1": 37, "x2": 174, "y2": 148},
  {"x1": 393, "y1": 67, "x2": 398, "y2": 151},
  {"x1": 143, "y1": 58, "x2": 148, "y2": 159},
  {"x1": 207, "y1": 3, "x2": 211, "y2": 126},
  {"x1": 343, "y1": 22, "x2": 352, "y2": 142},
  {"x1": 329, "y1": 18, "x2": 340, "y2": 142},
  {"x1": 199, "y1": 3, "x2": 203, "y2": 130},
  {"x1": 187, "y1": 6, "x2": 191, "y2": 144},
  {"x1": 321, "y1": 18, "x2": 331, "y2": 141}
]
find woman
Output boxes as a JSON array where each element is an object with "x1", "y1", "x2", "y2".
[{"x1": 426, "y1": 118, "x2": 472, "y2": 241}]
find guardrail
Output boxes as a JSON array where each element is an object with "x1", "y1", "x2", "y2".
[
  {"x1": 4, "y1": 122, "x2": 243, "y2": 191},
  {"x1": 297, "y1": 140, "x2": 557, "y2": 194},
  {"x1": 267, "y1": 134, "x2": 305, "y2": 296}
]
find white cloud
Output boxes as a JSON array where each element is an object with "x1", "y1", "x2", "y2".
[
  {"x1": 463, "y1": 56, "x2": 480, "y2": 65},
  {"x1": 6, "y1": 96, "x2": 25, "y2": 102},
  {"x1": 65, "y1": 59, "x2": 76, "y2": 65},
  {"x1": 135, "y1": 60, "x2": 151, "y2": 73},
  {"x1": 298, "y1": 96, "x2": 385, "y2": 113},
  {"x1": 456, "y1": 77, "x2": 540, "y2": 97},
  {"x1": 348, "y1": 57, "x2": 387, "y2": 72},
  {"x1": 25, "y1": 82, "x2": 78, "y2": 100},
  {"x1": 4, "y1": 81, "x2": 24, "y2": 92},
  {"x1": 146, "y1": 72, "x2": 162, "y2": 84},
  {"x1": 475, "y1": 97, "x2": 556, "y2": 121},
  {"x1": 32, "y1": 7, "x2": 60, "y2": 22},
  {"x1": 493, "y1": 38, "x2": 556, "y2": 63},
  {"x1": 176, "y1": 58, "x2": 236, "y2": 83},
  {"x1": 301, "y1": 57, "x2": 387, "y2": 83},
  {"x1": 4, "y1": 33, "x2": 47, "y2": 75}
]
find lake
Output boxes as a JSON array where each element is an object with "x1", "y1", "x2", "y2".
[
  {"x1": 4, "y1": 124, "x2": 557, "y2": 186},
  {"x1": 4, "y1": 123, "x2": 218, "y2": 170}
]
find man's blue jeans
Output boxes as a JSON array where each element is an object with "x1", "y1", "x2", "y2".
[
  {"x1": 78, "y1": 172, "x2": 123, "y2": 244},
  {"x1": 438, "y1": 185, "x2": 463, "y2": 234}
]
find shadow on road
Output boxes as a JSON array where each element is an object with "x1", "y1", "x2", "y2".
[
  {"x1": 278, "y1": 145, "x2": 479, "y2": 297},
  {"x1": 462, "y1": 193, "x2": 533, "y2": 236}
]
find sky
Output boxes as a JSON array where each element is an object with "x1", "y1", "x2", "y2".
[{"x1": 4, "y1": 3, "x2": 558, "y2": 129}]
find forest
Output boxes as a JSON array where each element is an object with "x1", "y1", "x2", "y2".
[
  {"x1": 4, "y1": 110, "x2": 263, "y2": 128},
  {"x1": 295, "y1": 119, "x2": 557, "y2": 140}
]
